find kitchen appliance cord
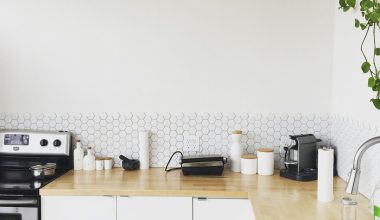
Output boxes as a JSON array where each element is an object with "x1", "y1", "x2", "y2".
[{"x1": 165, "y1": 151, "x2": 183, "y2": 172}]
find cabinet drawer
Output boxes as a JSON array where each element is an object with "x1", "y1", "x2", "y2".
[
  {"x1": 117, "y1": 196, "x2": 192, "y2": 220},
  {"x1": 193, "y1": 198, "x2": 255, "y2": 220},
  {"x1": 41, "y1": 196, "x2": 116, "y2": 220}
]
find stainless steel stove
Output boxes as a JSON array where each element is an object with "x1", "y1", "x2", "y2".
[{"x1": 0, "y1": 130, "x2": 72, "y2": 220}]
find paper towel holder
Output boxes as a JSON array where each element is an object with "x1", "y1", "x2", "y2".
[{"x1": 318, "y1": 145, "x2": 338, "y2": 177}]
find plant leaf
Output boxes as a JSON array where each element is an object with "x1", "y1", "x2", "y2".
[
  {"x1": 368, "y1": 77, "x2": 376, "y2": 87},
  {"x1": 360, "y1": 23, "x2": 367, "y2": 30},
  {"x1": 361, "y1": 0, "x2": 374, "y2": 10},
  {"x1": 347, "y1": 0, "x2": 356, "y2": 8},
  {"x1": 339, "y1": 0, "x2": 348, "y2": 8},
  {"x1": 375, "y1": 48, "x2": 380, "y2": 55},
  {"x1": 369, "y1": 12, "x2": 380, "y2": 22},
  {"x1": 371, "y1": 99, "x2": 380, "y2": 109},
  {"x1": 355, "y1": 19, "x2": 360, "y2": 27},
  {"x1": 362, "y1": 61, "x2": 371, "y2": 73},
  {"x1": 343, "y1": 6, "x2": 351, "y2": 12}
]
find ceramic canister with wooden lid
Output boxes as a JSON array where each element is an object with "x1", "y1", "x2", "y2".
[
  {"x1": 241, "y1": 154, "x2": 257, "y2": 175},
  {"x1": 230, "y1": 130, "x2": 243, "y2": 172},
  {"x1": 257, "y1": 148, "x2": 274, "y2": 175}
]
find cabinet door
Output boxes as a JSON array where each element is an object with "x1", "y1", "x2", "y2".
[
  {"x1": 41, "y1": 196, "x2": 116, "y2": 220},
  {"x1": 193, "y1": 198, "x2": 255, "y2": 220},
  {"x1": 117, "y1": 196, "x2": 192, "y2": 220}
]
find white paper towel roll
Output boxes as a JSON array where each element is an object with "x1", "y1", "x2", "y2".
[
  {"x1": 139, "y1": 130, "x2": 150, "y2": 170},
  {"x1": 318, "y1": 148, "x2": 334, "y2": 202}
]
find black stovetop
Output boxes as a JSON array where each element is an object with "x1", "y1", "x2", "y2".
[
  {"x1": 0, "y1": 153, "x2": 72, "y2": 196},
  {"x1": 0, "y1": 168, "x2": 69, "y2": 196}
]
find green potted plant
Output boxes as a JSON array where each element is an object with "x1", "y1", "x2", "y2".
[{"x1": 339, "y1": 0, "x2": 380, "y2": 109}]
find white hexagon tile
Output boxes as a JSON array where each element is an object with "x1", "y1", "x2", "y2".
[
  {"x1": 331, "y1": 115, "x2": 380, "y2": 198},
  {"x1": 0, "y1": 113, "x2": 331, "y2": 168}
]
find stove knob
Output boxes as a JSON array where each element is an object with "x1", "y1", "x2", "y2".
[
  {"x1": 53, "y1": 139, "x2": 61, "y2": 147},
  {"x1": 40, "y1": 139, "x2": 48, "y2": 147}
]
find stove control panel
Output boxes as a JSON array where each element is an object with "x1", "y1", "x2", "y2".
[{"x1": 0, "y1": 130, "x2": 71, "y2": 155}]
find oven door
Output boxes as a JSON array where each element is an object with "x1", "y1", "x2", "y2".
[{"x1": 0, "y1": 197, "x2": 39, "y2": 220}]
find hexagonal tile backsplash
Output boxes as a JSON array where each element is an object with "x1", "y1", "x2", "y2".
[
  {"x1": 0, "y1": 113, "x2": 331, "y2": 168},
  {"x1": 331, "y1": 115, "x2": 380, "y2": 198}
]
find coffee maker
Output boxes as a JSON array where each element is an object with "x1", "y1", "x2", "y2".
[{"x1": 280, "y1": 134, "x2": 321, "y2": 181}]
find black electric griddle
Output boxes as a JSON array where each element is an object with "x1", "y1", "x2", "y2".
[{"x1": 181, "y1": 155, "x2": 227, "y2": 176}]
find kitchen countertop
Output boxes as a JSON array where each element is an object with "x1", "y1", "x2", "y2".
[{"x1": 40, "y1": 168, "x2": 372, "y2": 219}]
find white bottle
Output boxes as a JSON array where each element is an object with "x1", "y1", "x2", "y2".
[
  {"x1": 139, "y1": 130, "x2": 150, "y2": 170},
  {"x1": 83, "y1": 147, "x2": 95, "y2": 171},
  {"x1": 73, "y1": 140, "x2": 84, "y2": 170},
  {"x1": 230, "y1": 130, "x2": 242, "y2": 172},
  {"x1": 371, "y1": 181, "x2": 380, "y2": 219}
]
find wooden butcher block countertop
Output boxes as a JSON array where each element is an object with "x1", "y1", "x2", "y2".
[{"x1": 40, "y1": 168, "x2": 372, "y2": 220}]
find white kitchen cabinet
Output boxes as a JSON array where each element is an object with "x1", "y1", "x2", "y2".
[
  {"x1": 193, "y1": 198, "x2": 255, "y2": 220},
  {"x1": 41, "y1": 196, "x2": 116, "y2": 220},
  {"x1": 42, "y1": 195, "x2": 253, "y2": 220},
  {"x1": 117, "y1": 196, "x2": 192, "y2": 220}
]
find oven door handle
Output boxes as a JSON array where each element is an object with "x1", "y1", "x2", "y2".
[{"x1": 0, "y1": 199, "x2": 38, "y2": 206}]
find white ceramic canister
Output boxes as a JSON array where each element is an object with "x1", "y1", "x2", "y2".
[
  {"x1": 73, "y1": 140, "x2": 84, "y2": 170},
  {"x1": 240, "y1": 154, "x2": 257, "y2": 175},
  {"x1": 257, "y1": 148, "x2": 274, "y2": 176},
  {"x1": 83, "y1": 147, "x2": 96, "y2": 171},
  {"x1": 230, "y1": 130, "x2": 243, "y2": 172},
  {"x1": 95, "y1": 158, "x2": 104, "y2": 170},
  {"x1": 103, "y1": 157, "x2": 113, "y2": 170}
]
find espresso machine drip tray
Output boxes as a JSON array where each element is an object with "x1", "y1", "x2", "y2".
[{"x1": 280, "y1": 168, "x2": 318, "y2": 181}]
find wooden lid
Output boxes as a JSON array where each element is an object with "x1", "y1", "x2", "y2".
[
  {"x1": 257, "y1": 148, "x2": 274, "y2": 152},
  {"x1": 231, "y1": 130, "x2": 242, "y2": 134},
  {"x1": 96, "y1": 157, "x2": 113, "y2": 160},
  {"x1": 241, "y1": 154, "x2": 257, "y2": 159},
  {"x1": 102, "y1": 157, "x2": 113, "y2": 160}
]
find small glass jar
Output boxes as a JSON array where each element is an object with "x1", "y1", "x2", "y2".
[{"x1": 341, "y1": 197, "x2": 357, "y2": 220}]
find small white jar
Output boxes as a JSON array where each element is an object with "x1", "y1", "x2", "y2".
[
  {"x1": 241, "y1": 154, "x2": 257, "y2": 175},
  {"x1": 95, "y1": 158, "x2": 104, "y2": 170},
  {"x1": 103, "y1": 157, "x2": 113, "y2": 170},
  {"x1": 257, "y1": 148, "x2": 274, "y2": 176}
]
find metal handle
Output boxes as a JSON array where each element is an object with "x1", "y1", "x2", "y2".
[
  {"x1": 0, "y1": 199, "x2": 38, "y2": 206},
  {"x1": 284, "y1": 160, "x2": 298, "y2": 165},
  {"x1": 223, "y1": 158, "x2": 228, "y2": 164}
]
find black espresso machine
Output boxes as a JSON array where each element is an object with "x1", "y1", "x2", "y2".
[{"x1": 280, "y1": 134, "x2": 321, "y2": 181}]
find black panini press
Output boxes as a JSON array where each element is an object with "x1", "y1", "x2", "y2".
[{"x1": 181, "y1": 155, "x2": 227, "y2": 176}]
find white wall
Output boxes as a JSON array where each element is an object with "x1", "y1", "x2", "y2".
[
  {"x1": 0, "y1": 0, "x2": 334, "y2": 114},
  {"x1": 332, "y1": 3, "x2": 380, "y2": 198},
  {"x1": 332, "y1": 5, "x2": 380, "y2": 126}
]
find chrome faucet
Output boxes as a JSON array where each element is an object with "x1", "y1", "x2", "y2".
[{"x1": 346, "y1": 136, "x2": 380, "y2": 194}]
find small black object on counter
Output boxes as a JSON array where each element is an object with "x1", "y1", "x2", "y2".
[
  {"x1": 119, "y1": 155, "x2": 140, "y2": 171},
  {"x1": 181, "y1": 155, "x2": 227, "y2": 176}
]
